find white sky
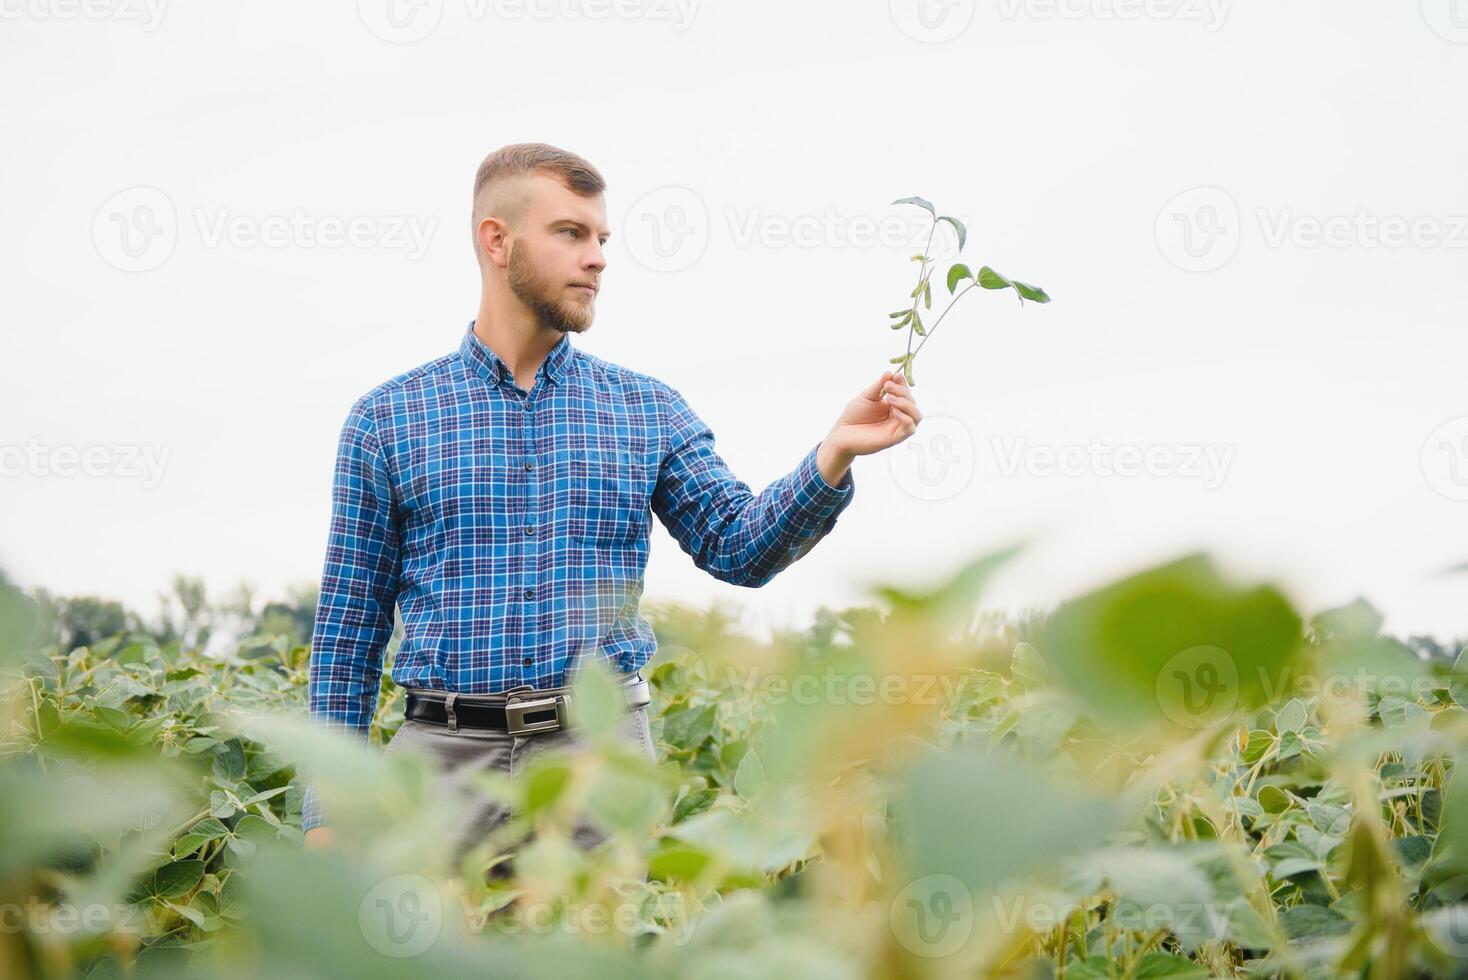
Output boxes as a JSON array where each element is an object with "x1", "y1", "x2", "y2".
[{"x1": 2, "y1": 0, "x2": 1465, "y2": 642}]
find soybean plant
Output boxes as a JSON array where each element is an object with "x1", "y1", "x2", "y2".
[{"x1": 887, "y1": 196, "x2": 1052, "y2": 386}]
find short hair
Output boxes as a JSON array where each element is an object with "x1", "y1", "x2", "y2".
[{"x1": 471, "y1": 142, "x2": 606, "y2": 267}]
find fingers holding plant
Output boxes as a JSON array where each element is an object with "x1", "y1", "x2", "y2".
[
  {"x1": 880, "y1": 372, "x2": 922, "y2": 426},
  {"x1": 826, "y1": 370, "x2": 925, "y2": 458}
]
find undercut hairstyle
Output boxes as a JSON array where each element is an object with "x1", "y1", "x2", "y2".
[{"x1": 471, "y1": 142, "x2": 606, "y2": 268}]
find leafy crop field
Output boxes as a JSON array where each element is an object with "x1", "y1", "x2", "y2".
[{"x1": 2, "y1": 552, "x2": 1466, "y2": 979}]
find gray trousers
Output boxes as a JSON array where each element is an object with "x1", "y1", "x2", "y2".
[{"x1": 383, "y1": 698, "x2": 657, "y2": 874}]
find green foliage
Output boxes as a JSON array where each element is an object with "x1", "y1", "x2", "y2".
[
  {"x1": 886, "y1": 196, "x2": 1052, "y2": 387},
  {"x1": 2, "y1": 558, "x2": 1466, "y2": 978}
]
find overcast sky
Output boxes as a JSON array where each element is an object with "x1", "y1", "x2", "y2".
[{"x1": 2, "y1": 0, "x2": 1465, "y2": 642}]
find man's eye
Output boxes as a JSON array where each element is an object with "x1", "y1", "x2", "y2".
[{"x1": 561, "y1": 228, "x2": 578, "y2": 237}]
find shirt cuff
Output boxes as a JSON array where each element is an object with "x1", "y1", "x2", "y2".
[{"x1": 791, "y1": 442, "x2": 855, "y2": 524}]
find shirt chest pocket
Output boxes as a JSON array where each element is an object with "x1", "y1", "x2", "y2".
[{"x1": 569, "y1": 437, "x2": 657, "y2": 546}]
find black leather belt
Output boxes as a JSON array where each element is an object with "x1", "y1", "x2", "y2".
[{"x1": 403, "y1": 672, "x2": 651, "y2": 735}]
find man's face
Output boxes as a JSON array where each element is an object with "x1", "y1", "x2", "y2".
[{"x1": 505, "y1": 175, "x2": 610, "y2": 335}]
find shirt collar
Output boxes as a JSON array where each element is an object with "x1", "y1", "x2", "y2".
[{"x1": 459, "y1": 321, "x2": 574, "y2": 389}]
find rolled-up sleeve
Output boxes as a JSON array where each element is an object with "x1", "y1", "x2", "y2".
[
  {"x1": 651, "y1": 383, "x2": 854, "y2": 589},
  {"x1": 301, "y1": 397, "x2": 400, "y2": 831}
]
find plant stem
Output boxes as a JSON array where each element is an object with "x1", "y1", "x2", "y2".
[{"x1": 900, "y1": 280, "x2": 981, "y2": 378}]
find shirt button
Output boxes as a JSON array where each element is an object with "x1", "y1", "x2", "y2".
[
  {"x1": 522, "y1": 588, "x2": 533, "y2": 600},
  {"x1": 524, "y1": 461, "x2": 533, "y2": 471},
  {"x1": 524, "y1": 524, "x2": 535, "y2": 535},
  {"x1": 521, "y1": 657, "x2": 533, "y2": 667}
]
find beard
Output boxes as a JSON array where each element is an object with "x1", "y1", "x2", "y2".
[{"x1": 506, "y1": 238, "x2": 595, "y2": 334}]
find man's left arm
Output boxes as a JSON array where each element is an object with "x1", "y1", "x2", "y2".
[{"x1": 650, "y1": 370, "x2": 922, "y2": 588}]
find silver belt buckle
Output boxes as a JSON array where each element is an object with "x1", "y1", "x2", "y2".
[
  {"x1": 504, "y1": 693, "x2": 568, "y2": 735},
  {"x1": 622, "y1": 675, "x2": 651, "y2": 709}
]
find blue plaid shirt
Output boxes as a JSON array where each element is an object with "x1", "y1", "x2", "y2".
[{"x1": 301, "y1": 321, "x2": 855, "y2": 829}]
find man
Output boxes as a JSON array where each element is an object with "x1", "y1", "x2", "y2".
[{"x1": 301, "y1": 142, "x2": 923, "y2": 859}]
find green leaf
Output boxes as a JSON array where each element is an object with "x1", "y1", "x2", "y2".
[
  {"x1": 1258, "y1": 785, "x2": 1294, "y2": 814},
  {"x1": 173, "y1": 817, "x2": 230, "y2": 859},
  {"x1": 1013, "y1": 280, "x2": 1051, "y2": 304},
  {"x1": 661, "y1": 704, "x2": 717, "y2": 753},
  {"x1": 1275, "y1": 698, "x2": 1308, "y2": 733},
  {"x1": 568, "y1": 656, "x2": 624, "y2": 739},
  {"x1": 937, "y1": 215, "x2": 967, "y2": 250},
  {"x1": 1010, "y1": 642, "x2": 1053, "y2": 693},
  {"x1": 163, "y1": 899, "x2": 206, "y2": 928},
  {"x1": 671, "y1": 794, "x2": 817, "y2": 873},
  {"x1": 1242, "y1": 729, "x2": 1274, "y2": 764},
  {"x1": 1279, "y1": 904, "x2": 1351, "y2": 939},
  {"x1": 946, "y1": 263, "x2": 973, "y2": 293},
  {"x1": 1133, "y1": 954, "x2": 1210, "y2": 979},
  {"x1": 209, "y1": 790, "x2": 236, "y2": 819},
  {"x1": 891, "y1": 196, "x2": 935, "y2": 217},
  {"x1": 673, "y1": 787, "x2": 719, "y2": 824},
  {"x1": 977, "y1": 266, "x2": 1012, "y2": 290},
  {"x1": 153, "y1": 859, "x2": 205, "y2": 899},
  {"x1": 1039, "y1": 554, "x2": 1304, "y2": 732},
  {"x1": 523, "y1": 760, "x2": 573, "y2": 817},
  {"x1": 898, "y1": 745, "x2": 1120, "y2": 896},
  {"x1": 584, "y1": 757, "x2": 665, "y2": 837},
  {"x1": 240, "y1": 786, "x2": 288, "y2": 808},
  {"x1": 648, "y1": 841, "x2": 713, "y2": 881},
  {"x1": 733, "y1": 748, "x2": 766, "y2": 800}
]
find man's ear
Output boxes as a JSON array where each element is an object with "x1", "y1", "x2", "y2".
[{"x1": 478, "y1": 215, "x2": 512, "y2": 270}]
